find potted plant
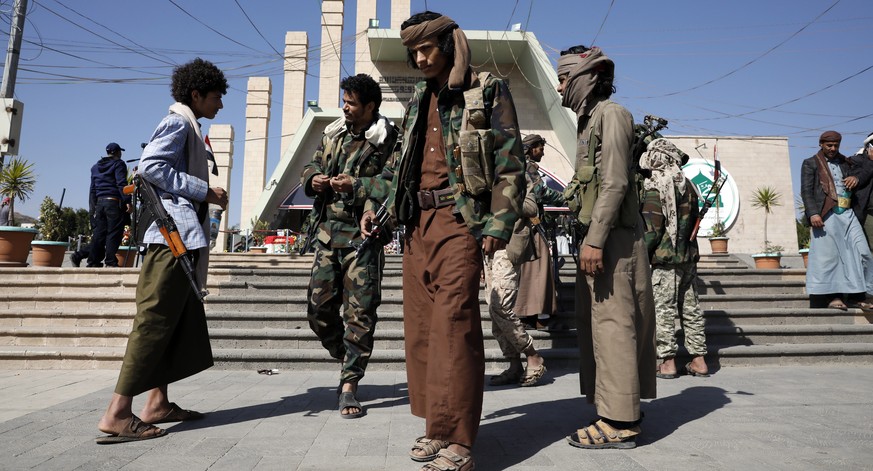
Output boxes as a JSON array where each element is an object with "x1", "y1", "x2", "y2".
[
  {"x1": 750, "y1": 186, "x2": 783, "y2": 269},
  {"x1": 707, "y1": 221, "x2": 729, "y2": 254},
  {"x1": 248, "y1": 218, "x2": 269, "y2": 253},
  {"x1": 0, "y1": 157, "x2": 38, "y2": 267},
  {"x1": 796, "y1": 219, "x2": 810, "y2": 268},
  {"x1": 31, "y1": 196, "x2": 69, "y2": 267}
]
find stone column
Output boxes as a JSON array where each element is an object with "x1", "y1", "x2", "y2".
[
  {"x1": 355, "y1": 0, "x2": 376, "y2": 75},
  {"x1": 281, "y1": 31, "x2": 308, "y2": 159},
  {"x1": 318, "y1": 0, "x2": 344, "y2": 109},
  {"x1": 207, "y1": 124, "x2": 233, "y2": 252},
  {"x1": 391, "y1": 0, "x2": 410, "y2": 30},
  {"x1": 240, "y1": 77, "x2": 271, "y2": 230}
]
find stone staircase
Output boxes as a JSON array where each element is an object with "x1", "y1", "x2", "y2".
[{"x1": 1, "y1": 252, "x2": 871, "y2": 370}]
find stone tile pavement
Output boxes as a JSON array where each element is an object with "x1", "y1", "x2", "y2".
[{"x1": 0, "y1": 365, "x2": 871, "y2": 470}]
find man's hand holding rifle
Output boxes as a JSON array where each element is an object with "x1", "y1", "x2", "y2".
[{"x1": 125, "y1": 176, "x2": 226, "y2": 301}]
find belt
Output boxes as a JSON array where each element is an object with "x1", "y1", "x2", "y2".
[
  {"x1": 98, "y1": 196, "x2": 120, "y2": 201},
  {"x1": 416, "y1": 188, "x2": 456, "y2": 210}
]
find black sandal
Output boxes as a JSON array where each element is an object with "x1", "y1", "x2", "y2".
[{"x1": 338, "y1": 391, "x2": 365, "y2": 419}]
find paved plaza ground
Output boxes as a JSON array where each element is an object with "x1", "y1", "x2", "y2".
[{"x1": 1, "y1": 365, "x2": 871, "y2": 470}]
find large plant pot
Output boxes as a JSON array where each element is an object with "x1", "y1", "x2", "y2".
[
  {"x1": 116, "y1": 246, "x2": 138, "y2": 267},
  {"x1": 248, "y1": 246, "x2": 267, "y2": 253},
  {"x1": 752, "y1": 253, "x2": 781, "y2": 269},
  {"x1": 31, "y1": 240, "x2": 69, "y2": 267},
  {"x1": 0, "y1": 227, "x2": 38, "y2": 267},
  {"x1": 799, "y1": 248, "x2": 809, "y2": 268},
  {"x1": 708, "y1": 237, "x2": 729, "y2": 254}
]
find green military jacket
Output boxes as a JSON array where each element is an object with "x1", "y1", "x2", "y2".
[
  {"x1": 301, "y1": 115, "x2": 399, "y2": 248},
  {"x1": 368, "y1": 74, "x2": 524, "y2": 242},
  {"x1": 641, "y1": 179, "x2": 700, "y2": 267}
]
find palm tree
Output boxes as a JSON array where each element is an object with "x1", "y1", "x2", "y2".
[
  {"x1": 0, "y1": 157, "x2": 36, "y2": 226},
  {"x1": 751, "y1": 186, "x2": 782, "y2": 253}
]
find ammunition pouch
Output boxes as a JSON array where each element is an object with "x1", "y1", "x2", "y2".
[
  {"x1": 565, "y1": 165, "x2": 600, "y2": 228},
  {"x1": 458, "y1": 129, "x2": 495, "y2": 196},
  {"x1": 456, "y1": 72, "x2": 496, "y2": 197}
]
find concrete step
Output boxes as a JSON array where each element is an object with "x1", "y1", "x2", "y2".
[
  {"x1": 4, "y1": 342, "x2": 873, "y2": 370},
  {"x1": 703, "y1": 323, "x2": 873, "y2": 345},
  {"x1": 0, "y1": 346, "x2": 583, "y2": 370},
  {"x1": 0, "y1": 307, "x2": 576, "y2": 332},
  {"x1": 0, "y1": 326, "x2": 579, "y2": 351},
  {"x1": 702, "y1": 308, "x2": 869, "y2": 326}
]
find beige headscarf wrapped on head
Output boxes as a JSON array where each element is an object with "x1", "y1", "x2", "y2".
[
  {"x1": 399, "y1": 15, "x2": 471, "y2": 90},
  {"x1": 556, "y1": 47, "x2": 614, "y2": 118},
  {"x1": 640, "y1": 138, "x2": 688, "y2": 247}
]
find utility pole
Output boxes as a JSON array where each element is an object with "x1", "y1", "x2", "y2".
[
  {"x1": 1, "y1": 0, "x2": 28, "y2": 99},
  {"x1": 0, "y1": 0, "x2": 28, "y2": 169}
]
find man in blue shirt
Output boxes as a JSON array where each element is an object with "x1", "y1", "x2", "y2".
[{"x1": 86, "y1": 142, "x2": 131, "y2": 267}]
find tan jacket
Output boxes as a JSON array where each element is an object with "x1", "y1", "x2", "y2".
[{"x1": 576, "y1": 98, "x2": 637, "y2": 248}]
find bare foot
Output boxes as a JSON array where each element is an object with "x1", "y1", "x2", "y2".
[{"x1": 657, "y1": 358, "x2": 677, "y2": 376}]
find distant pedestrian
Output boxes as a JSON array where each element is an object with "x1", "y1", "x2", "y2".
[
  {"x1": 514, "y1": 134, "x2": 566, "y2": 330},
  {"x1": 801, "y1": 131, "x2": 873, "y2": 311},
  {"x1": 0, "y1": 197, "x2": 10, "y2": 226},
  {"x1": 86, "y1": 142, "x2": 131, "y2": 267}
]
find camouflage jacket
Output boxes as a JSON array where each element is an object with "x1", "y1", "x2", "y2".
[
  {"x1": 523, "y1": 160, "x2": 565, "y2": 218},
  {"x1": 641, "y1": 179, "x2": 700, "y2": 267},
  {"x1": 368, "y1": 75, "x2": 524, "y2": 242},
  {"x1": 301, "y1": 115, "x2": 399, "y2": 248}
]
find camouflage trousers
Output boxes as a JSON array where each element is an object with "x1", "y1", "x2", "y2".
[
  {"x1": 484, "y1": 249, "x2": 533, "y2": 357},
  {"x1": 652, "y1": 265, "x2": 707, "y2": 359},
  {"x1": 307, "y1": 242, "x2": 383, "y2": 384}
]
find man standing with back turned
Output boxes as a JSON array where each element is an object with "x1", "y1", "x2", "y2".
[
  {"x1": 87, "y1": 142, "x2": 131, "y2": 267},
  {"x1": 301, "y1": 73, "x2": 398, "y2": 419},
  {"x1": 557, "y1": 44, "x2": 656, "y2": 449},
  {"x1": 361, "y1": 11, "x2": 524, "y2": 471}
]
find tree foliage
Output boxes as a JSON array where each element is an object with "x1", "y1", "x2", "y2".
[{"x1": 0, "y1": 157, "x2": 36, "y2": 226}]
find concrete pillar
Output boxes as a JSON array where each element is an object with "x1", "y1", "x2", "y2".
[
  {"x1": 355, "y1": 0, "x2": 376, "y2": 75},
  {"x1": 207, "y1": 124, "x2": 233, "y2": 252},
  {"x1": 318, "y1": 0, "x2": 344, "y2": 109},
  {"x1": 240, "y1": 77, "x2": 271, "y2": 230},
  {"x1": 391, "y1": 0, "x2": 410, "y2": 30},
  {"x1": 281, "y1": 32, "x2": 309, "y2": 159}
]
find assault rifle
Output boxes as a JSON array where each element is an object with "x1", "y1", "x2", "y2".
[
  {"x1": 632, "y1": 114, "x2": 670, "y2": 174},
  {"x1": 690, "y1": 161, "x2": 727, "y2": 242},
  {"x1": 124, "y1": 175, "x2": 208, "y2": 301},
  {"x1": 354, "y1": 202, "x2": 390, "y2": 256}
]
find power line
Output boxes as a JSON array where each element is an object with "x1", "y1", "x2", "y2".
[
  {"x1": 31, "y1": 0, "x2": 176, "y2": 66},
  {"x1": 166, "y1": 0, "x2": 263, "y2": 54},
  {"x1": 590, "y1": 0, "x2": 615, "y2": 45},
  {"x1": 634, "y1": 0, "x2": 842, "y2": 99},
  {"x1": 48, "y1": 0, "x2": 177, "y2": 65}
]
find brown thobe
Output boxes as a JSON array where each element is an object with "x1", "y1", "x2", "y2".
[
  {"x1": 402, "y1": 91, "x2": 485, "y2": 447},
  {"x1": 514, "y1": 232, "x2": 557, "y2": 317}
]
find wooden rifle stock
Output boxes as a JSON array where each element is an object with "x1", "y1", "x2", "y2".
[{"x1": 133, "y1": 175, "x2": 208, "y2": 301}]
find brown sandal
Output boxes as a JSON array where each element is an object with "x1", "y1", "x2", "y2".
[
  {"x1": 520, "y1": 364, "x2": 546, "y2": 387},
  {"x1": 409, "y1": 436, "x2": 449, "y2": 462},
  {"x1": 419, "y1": 448, "x2": 475, "y2": 471},
  {"x1": 567, "y1": 419, "x2": 639, "y2": 449}
]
